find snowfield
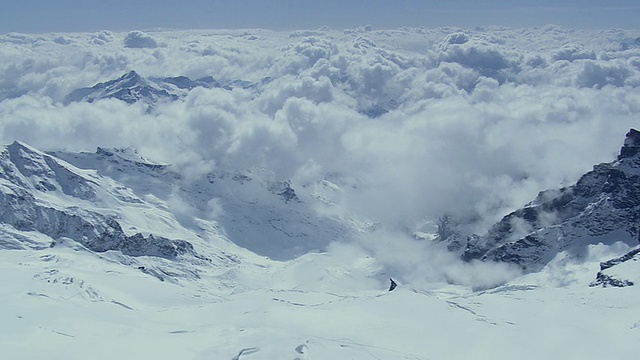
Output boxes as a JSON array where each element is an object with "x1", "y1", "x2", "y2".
[{"x1": 1, "y1": 243, "x2": 639, "y2": 359}]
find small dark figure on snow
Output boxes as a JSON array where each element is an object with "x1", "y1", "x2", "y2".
[{"x1": 388, "y1": 278, "x2": 397, "y2": 291}]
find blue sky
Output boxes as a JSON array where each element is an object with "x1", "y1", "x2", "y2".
[{"x1": 1, "y1": 0, "x2": 639, "y2": 33}]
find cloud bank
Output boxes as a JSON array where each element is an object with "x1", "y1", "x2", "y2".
[{"x1": 1, "y1": 26, "x2": 640, "y2": 286}]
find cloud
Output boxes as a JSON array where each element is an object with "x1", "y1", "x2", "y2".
[
  {"x1": 271, "y1": 36, "x2": 338, "y2": 76},
  {"x1": 577, "y1": 60, "x2": 632, "y2": 88},
  {"x1": 258, "y1": 74, "x2": 334, "y2": 115},
  {"x1": 339, "y1": 227, "x2": 522, "y2": 291},
  {"x1": 552, "y1": 43, "x2": 596, "y2": 62},
  {"x1": 53, "y1": 36, "x2": 73, "y2": 45},
  {"x1": 1, "y1": 27, "x2": 640, "y2": 288},
  {"x1": 90, "y1": 30, "x2": 114, "y2": 45},
  {"x1": 436, "y1": 32, "x2": 522, "y2": 82},
  {"x1": 123, "y1": 31, "x2": 160, "y2": 49}
]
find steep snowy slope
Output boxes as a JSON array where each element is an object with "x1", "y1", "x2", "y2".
[
  {"x1": 0, "y1": 140, "x2": 274, "y2": 284},
  {"x1": 461, "y1": 129, "x2": 640, "y2": 274},
  {"x1": 50, "y1": 146, "x2": 363, "y2": 260}
]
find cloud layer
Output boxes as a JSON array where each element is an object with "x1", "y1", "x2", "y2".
[{"x1": 1, "y1": 26, "x2": 640, "y2": 285}]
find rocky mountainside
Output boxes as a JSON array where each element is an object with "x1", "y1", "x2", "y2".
[
  {"x1": 0, "y1": 141, "x2": 203, "y2": 257},
  {"x1": 0, "y1": 140, "x2": 361, "y2": 262},
  {"x1": 460, "y1": 129, "x2": 640, "y2": 277},
  {"x1": 0, "y1": 139, "x2": 370, "y2": 283},
  {"x1": 590, "y1": 247, "x2": 640, "y2": 287}
]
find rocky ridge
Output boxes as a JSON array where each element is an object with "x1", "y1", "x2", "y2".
[{"x1": 459, "y1": 129, "x2": 640, "y2": 276}]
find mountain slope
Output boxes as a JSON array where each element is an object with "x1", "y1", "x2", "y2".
[
  {"x1": 0, "y1": 140, "x2": 266, "y2": 284},
  {"x1": 2, "y1": 245, "x2": 638, "y2": 360},
  {"x1": 50, "y1": 146, "x2": 362, "y2": 260},
  {"x1": 64, "y1": 70, "x2": 180, "y2": 106},
  {"x1": 63, "y1": 71, "x2": 270, "y2": 109},
  {"x1": 461, "y1": 129, "x2": 640, "y2": 273}
]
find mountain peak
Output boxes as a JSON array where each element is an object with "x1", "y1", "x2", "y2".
[
  {"x1": 122, "y1": 70, "x2": 140, "y2": 78},
  {"x1": 619, "y1": 128, "x2": 640, "y2": 160},
  {"x1": 9, "y1": 140, "x2": 37, "y2": 150},
  {"x1": 7, "y1": 140, "x2": 45, "y2": 159}
]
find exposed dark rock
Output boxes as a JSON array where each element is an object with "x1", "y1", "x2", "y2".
[
  {"x1": 268, "y1": 180, "x2": 299, "y2": 203},
  {"x1": 590, "y1": 272, "x2": 634, "y2": 288},
  {"x1": 599, "y1": 247, "x2": 640, "y2": 271},
  {"x1": 389, "y1": 278, "x2": 397, "y2": 291},
  {"x1": 462, "y1": 129, "x2": 640, "y2": 273}
]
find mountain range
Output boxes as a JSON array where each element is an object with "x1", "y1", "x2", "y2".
[
  {"x1": 2, "y1": 127, "x2": 639, "y2": 359},
  {"x1": 2, "y1": 123, "x2": 639, "y2": 286},
  {"x1": 64, "y1": 70, "x2": 397, "y2": 117},
  {"x1": 64, "y1": 70, "x2": 271, "y2": 110}
]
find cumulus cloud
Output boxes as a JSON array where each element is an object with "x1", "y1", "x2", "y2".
[
  {"x1": 90, "y1": 30, "x2": 114, "y2": 45},
  {"x1": 2, "y1": 27, "x2": 640, "y2": 288},
  {"x1": 124, "y1": 30, "x2": 160, "y2": 49},
  {"x1": 577, "y1": 60, "x2": 632, "y2": 88},
  {"x1": 53, "y1": 36, "x2": 73, "y2": 45},
  {"x1": 552, "y1": 43, "x2": 597, "y2": 62}
]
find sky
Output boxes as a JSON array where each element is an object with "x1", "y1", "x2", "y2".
[{"x1": 2, "y1": 0, "x2": 640, "y2": 34}]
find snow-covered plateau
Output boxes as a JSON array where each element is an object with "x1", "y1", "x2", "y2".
[{"x1": 2, "y1": 26, "x2": 640, "y2": 359}]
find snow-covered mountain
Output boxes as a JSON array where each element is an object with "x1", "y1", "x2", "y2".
[
  {"x1": 0, "y1": 140, "x2": 266, "y2": 283},
  {"x1": 0, "y1": 142, "x2": 193, "y2": 257},
  {"x1": 50, "y1": 147, "x2": 361, "y2": 261},
  {"x1": 2, "y1": 129, "x2": 640, "y2": 360},
  {"x1": 459, "y1": 129, "x2": 640, "y2": 279},
  {"x1": 64, "y1": 70, "x2": 269, "y2": 109},
  {"x1": 4, "y1": 129, "x2": 640, "y2": 280},
  {"x1": 64, "y1": 70, "x2": 181, "y2": 106},
  {"x1": 0, "y1": 138, "x2": 364, "y2": 265}
]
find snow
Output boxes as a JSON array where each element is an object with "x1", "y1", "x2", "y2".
[{"x1": 1, "y1": 245, "x2": 639, "y2": 360}]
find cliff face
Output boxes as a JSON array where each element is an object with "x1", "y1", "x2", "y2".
[
  {"x1": 461, "y1": 129, "x2": 640, "y2": 273},
  {"x1": 0, "y1": 141, "x2": 192, "y2": 259}
]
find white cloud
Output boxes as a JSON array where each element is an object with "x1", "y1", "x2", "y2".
[
  {"x1": 1, "y1": 27, "x2": 640, "y2": 287},
  {"x1": 552, "y1": 43, "x2": 597, "y2": 62},
  {"x1": 123, "y1": 31, "x2": 160, "y2": 49},
  {"x1": 90, "y1": 30, "x2": 114, "y2": 45}
]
